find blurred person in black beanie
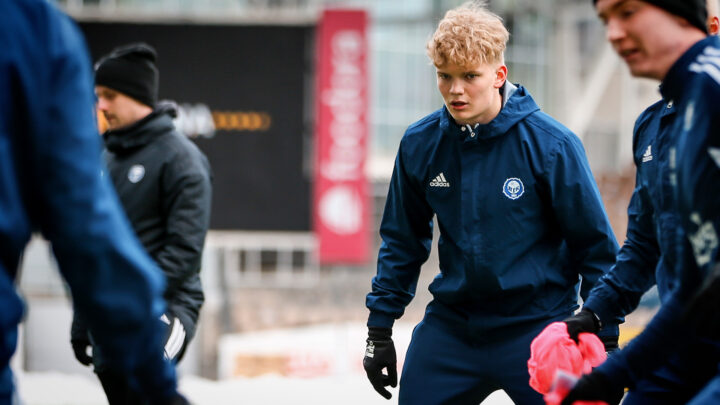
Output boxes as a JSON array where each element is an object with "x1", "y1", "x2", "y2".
[
  {"x1": 95, "y1": 43, "x2": 158, "y2": 108},
  {"x1": 559, "y1": 1, "x2": 720, "y2": 404},
  {"x1": 71, "y1": 42, "x2": 212, "y2": 405},
  {"x1": 592, "y1": 0, "x2": 708, "y2": 33}
]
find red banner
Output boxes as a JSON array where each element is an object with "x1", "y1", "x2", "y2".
[{"x1": 313, "y1": 9, "x2": 370, "y2": 264}]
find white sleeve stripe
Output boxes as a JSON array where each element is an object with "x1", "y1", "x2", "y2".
[
  {"x1": 706, "y1": 46, "x2": 720, "y2": 56},
  {"x1": 689, "y1": 62, "x2": 720, "y2": 86},
  {"x1": 697, "y1": 54, "x2": 720, "y2": 67},
  {"x1": 709, "y1": 148, "x2": 720, "y2": 169},
  {"x1": 169, "y1": 318, "x2": 186, "y2": 358},
  {"x1": 164, "y1": 317, "x2": 187, "y2": 360}
]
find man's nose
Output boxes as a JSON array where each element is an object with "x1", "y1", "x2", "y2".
[
  {"x1": 96, "y1": 98, "x2": 108, "y2": 111},
  {"x1": 449, "y1": 80, "x2": 464, "y2": 94},
  {"x1": 606, "y1": 18, "x2": 625, "y2": 43}
]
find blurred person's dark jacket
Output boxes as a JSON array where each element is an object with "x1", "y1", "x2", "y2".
[{"x1": 102, "y1": 101, "x2": 211, "y2": 338}]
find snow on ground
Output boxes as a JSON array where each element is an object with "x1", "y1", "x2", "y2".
[
  {"x1": 15, "y1": 322, "x2": 515, "y2": 405},
  {"x1": 16, "y1": 372, "x2": 515, "y2": 405}
]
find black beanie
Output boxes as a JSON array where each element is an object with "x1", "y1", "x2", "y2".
[
  {"x1": 94, "y1": 43, "x2": 159, "y2": 107},
  {"x1": 593, "y1": 0, "x2": 708, "y2": 34}
]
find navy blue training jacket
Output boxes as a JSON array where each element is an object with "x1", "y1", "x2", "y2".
[
  {"x1": 584, "y1": 98, "x2": 681, "y2": 325},
  {"x1": 366, "y1": 83, "x2": 619, "y2": 338},
  {"x1": 594, "y1": 35, "x2": 720, "y2": 387},
  {"x1": 0, "y1": 0, "x2": 176, "y2": 400}
]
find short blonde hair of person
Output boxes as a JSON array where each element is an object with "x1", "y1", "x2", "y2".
[{"x1": 427, "y1": 1, "x2": 509, "y2": 68}]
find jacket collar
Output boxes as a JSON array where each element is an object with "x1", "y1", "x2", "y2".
[
  {"x1": 103, "y1": 102, "x2": 177, "y2": 154},
  {"x1": 660, "y1": 36, "x2": 719, "y2": 102},
  {"x1": 439, "y1": 82, "x2": 539, "y2": 141}
]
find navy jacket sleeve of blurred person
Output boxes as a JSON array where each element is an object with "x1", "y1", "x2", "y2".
[
  {"x1": 7, "y1": 0, "x2": 178, "y2": 399},
  {"x1": 591, "y1": 238, "x2": 703, "y2": 388},
  {"x1": 583, "y1": 102, "x2": 669, "y2": 329},
  {"x1": 365, "y1": 144, "x2": 435, "y2": 328},
  {"x1": 593, "y1": 35, "x2": 720, "y2": 390},
  {"x1": 674, "y1": 37, "x2": 720, "y2": 336},
  {"x1": 544, "y1": 131, "x2": 621, "y2": 339}
]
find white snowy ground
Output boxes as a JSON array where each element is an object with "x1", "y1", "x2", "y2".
[
  {"x1": 16, "y1": 372, "x2": 514, "y2": 405},
  {"x1": 15, "y1": 322, "x2": 515, "y2": 405}
]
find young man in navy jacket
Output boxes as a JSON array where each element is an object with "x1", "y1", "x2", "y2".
[
  {"x1": 561, "y1": 0, "x2": 720, "y2": 404},
  {"x1": 362, "y1": 2, "x2": 620, "y2": 404}
]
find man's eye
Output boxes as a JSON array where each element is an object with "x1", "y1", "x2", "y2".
[{"x1": 620, "y1": 9, "x2": 635, "y2": 18}]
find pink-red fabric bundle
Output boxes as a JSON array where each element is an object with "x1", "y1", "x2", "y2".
[{"x1": 527, "y1": 321, "x2": 608, "y2": 405}]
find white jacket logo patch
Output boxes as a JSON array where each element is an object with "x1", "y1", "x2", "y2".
[
  {"x1": 430, "y1": 173, "x2": 450, "y2": 187},
  {"x1": 503, "y1": 178, "x2": 524, "y2": 200},
  {"x1": 642, "y1": 145, "x2": 653, "y2": 163},
  {"x1": 128, "y1": 164, "x2": 145, "y2": 184}
]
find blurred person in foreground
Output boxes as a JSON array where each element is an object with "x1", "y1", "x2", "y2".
[
  {"x1": 560, "y1": 0, "x2": 720, "y2": 404},
  {"x1": 362, "y1": 2, "x2": 620, "y2": 403},
  {"x1": 0, "y1": 1, "x2": 187, "y2": 404},
  {"x1": 70, "y1": 43, "x2": 212, "y2": 405},
  {"x1": 552, "y1": 0, "x2": 720, "y2": 404}
]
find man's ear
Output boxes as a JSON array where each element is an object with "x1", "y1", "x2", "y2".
[
  {"x1": 494, "y1": 65, "x2": 508, "y2": 88},
  {"x1": 710, "y1": 16, "x2": 719, "y2": 36}
]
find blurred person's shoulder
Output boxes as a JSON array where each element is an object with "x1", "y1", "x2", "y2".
[
  {"x1": 3, "y1": 0, "x2": 87, "y2": 57},
  {"x1": 635, "y1": 99, "x2": 666, "y2": 130},
  {"x1": 687, "y1": 38, "x2": 720, "y2": 105}
]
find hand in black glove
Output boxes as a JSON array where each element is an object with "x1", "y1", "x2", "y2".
[
  {"x1": 563, "y1": 309, "x2": 600, "y2": 342},
  {"x1": 363, "y1": 327, "x2": 397, "y2": 399},
  {"x1": 685, "y1": 262, "x2": 720, "y2": 338},
  {"x1": 564, "y1": 309, "x2": 618, "y2": 352},
  {"x1": 560, "y1": 370, "x2": 624, "y2": 405},
  {"x1": 70, "y1": 313, "x2": 93, "y2": 366},
  {"x1": 71, "y1": 339, "x2": 93, "y2": 366}
]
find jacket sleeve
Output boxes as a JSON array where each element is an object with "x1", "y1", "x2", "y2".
[
  {"x1": 155, "y1": 152, "x2": 212, "y2": 296},
  {"x1": 597, "y1": 67, "x2": 720, "y2": 388},
  {"x1": 583, "y1": 168, "x2": 660, "y2": 326},
  {"x1": 545, "y1": 134, "x2": 620, "y2": 335},
  {"x1": 22, "y1": 5, "x2": 176, "y2": 399},
  {"x1": 365, "y1": 140, "x2": 434, "y2": 328},
  {"x1": 594, "y1": 237, "x2": 702, "y2": 387},
  {"x1": 676, "y1": 77, "x2": 720, "y2": 275},
  {"x1": 70, "y1": 311, "x2": 89, "y2": 344}
]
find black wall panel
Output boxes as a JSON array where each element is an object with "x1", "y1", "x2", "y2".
[{"x1": 80, "y1": 22, "x2": 313, "y2": 231}]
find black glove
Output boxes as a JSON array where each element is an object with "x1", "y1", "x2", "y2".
[
  {"x1": 71, "y1": 339, "x2": 93, "y2": 366},
  {"x1": 564, "y1": 309, "x2": 618, "y2": 352},
  {"x1": 563, "y1": 309, "x2": 600, "y2": 342},
  {"x1": 560, "y1": 371, "x2": 624, "y2": 405},
  {"x1": 685, "y1": 262, "x2": 720, "y2": 338},
  {"x1": 70, "y1": 313, "x2": 92, "y2": 366},
  {"x1": 363, "y1": 327, "x2": 397, "y2": 399}
]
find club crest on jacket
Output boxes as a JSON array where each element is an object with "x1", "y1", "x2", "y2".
[
  {"x1": 128, "y1": 164, "x2": 145, "y2": 183},
  {"x1": 503, "y1": 177, "x2": 524, "y2": 200}
]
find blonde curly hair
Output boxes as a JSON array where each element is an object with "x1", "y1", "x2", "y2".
[{"x1": 427, "y1": 1, "x2": 509, "y2": 68}]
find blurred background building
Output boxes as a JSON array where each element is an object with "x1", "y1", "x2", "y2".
[{"x1": 15, "y1": 0, "x2": 661, "y2": 403}]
